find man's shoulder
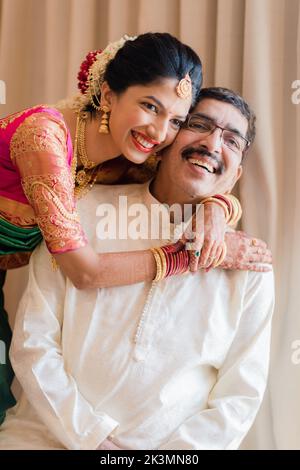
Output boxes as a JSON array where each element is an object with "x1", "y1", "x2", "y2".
[
  {"x1": 210, "y1": 267, "x2": 274, "y2": 322},
  {"x1": 246, "y1": 268, "x2": 275, "y2": 297},
  {"x1": 77, "y1": 182, "x2": 147, "y2": 212},
  {"x1": 239, "y1": 268, "x2": 275, "y2": 323}
]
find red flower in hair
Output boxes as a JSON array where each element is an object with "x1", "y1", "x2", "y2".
[{"x1": 77, "y1": 50, "x2": 102, "y2": 94}]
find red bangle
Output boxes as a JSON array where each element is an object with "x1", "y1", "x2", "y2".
[{"x1": 212, "y1": 194, "x2": 233, "y2": 219}]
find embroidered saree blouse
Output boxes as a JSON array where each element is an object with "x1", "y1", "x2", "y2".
[{"x1": 0, "y1": 106, "x2": 87, "y2": 267}]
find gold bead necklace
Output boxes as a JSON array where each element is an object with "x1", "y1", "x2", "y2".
[{"x1": 73, "y1": 112, "x2": 101, "y2": 200}]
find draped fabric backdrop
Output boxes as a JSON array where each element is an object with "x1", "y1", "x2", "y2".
[{"x1": 0, "y1": 0, "x2": 299, "y2": 449}]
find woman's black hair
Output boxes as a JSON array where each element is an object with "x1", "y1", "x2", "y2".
[
  {"x1": 104, "y1": 33, "x2": 202, "y2": 105},
  {"x1": 85, "y1": 33, "x2": 202, "y2": 114}
]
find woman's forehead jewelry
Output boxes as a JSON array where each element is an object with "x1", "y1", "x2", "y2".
[{"x1": 176, "y1": 73, "x2": 192, "y2": 100}]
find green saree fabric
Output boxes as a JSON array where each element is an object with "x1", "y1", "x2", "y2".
[{"x1": 0, "y1": 217, "x2": 42, "y2": 255}]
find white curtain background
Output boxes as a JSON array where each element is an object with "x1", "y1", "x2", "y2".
[{"x1": 0, "y1": 0, "x2": 299, "y2": 449}]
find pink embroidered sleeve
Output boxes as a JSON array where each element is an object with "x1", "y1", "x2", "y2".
[{"x1": 10, "y1": 112, "x2": 87, "y2": 254}]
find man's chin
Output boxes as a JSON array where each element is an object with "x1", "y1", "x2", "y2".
[
  {"x1": 182, "y1": 185, "x2": 211, "y2": 203},
  {"x1": 182, "y1": 177, "x2": 211, "y2": 195}
]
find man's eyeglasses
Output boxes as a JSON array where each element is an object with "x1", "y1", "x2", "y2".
[{"x1": 183, "y1": 115, "x2": 250, "y2": 154}]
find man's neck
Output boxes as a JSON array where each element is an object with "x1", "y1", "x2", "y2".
[
  {"x1": 150, "y1": 176, "x2": 198, "y2": 222},
  {"x1": 149, "y1": 174, "x2": 201, "y2": 206}
]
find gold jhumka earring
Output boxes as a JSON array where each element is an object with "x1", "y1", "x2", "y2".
[{"x1": 99, "y1": 106, "x2": 110, "y2": 134}]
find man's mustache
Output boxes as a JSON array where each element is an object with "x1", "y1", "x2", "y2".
[{"x1": 181, "y1": 146, "x2": 224, "y2": 174}]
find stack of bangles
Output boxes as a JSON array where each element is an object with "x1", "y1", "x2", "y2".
[
  {"x1": 151, "y1": 240, "x2": 227, "y2": 282},
  {"x1": 150, "y1": 242, "x2": 189, "y2": 282},
  {"x1": 150, "y1": 194, "x2": 242, "y2": 282},
  {"x1": 200, "y1": 194, "x2": 242, "y2": 226}
]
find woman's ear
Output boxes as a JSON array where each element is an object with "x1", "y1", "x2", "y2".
[{"x1": 100, "y1": 81, "x2": 115, "y2": 109}]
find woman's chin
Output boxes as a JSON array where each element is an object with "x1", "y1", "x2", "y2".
[{"x1": 123, "y1": 150, "x2": 151, "y2": 165}]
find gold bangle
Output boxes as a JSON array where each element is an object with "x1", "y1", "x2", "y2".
[
  {"x1": 201, "y1": 197, "x2": 230, "y2": 223},
  {"x1": 150, "y1": 248, "x2": 163, "y2": 282},
  {"x1": 226, "y1": 195, "x2": 242, "y2": 226},
  {"x1": 156, "y1": 247, "x2": 168, "y2": 280}
]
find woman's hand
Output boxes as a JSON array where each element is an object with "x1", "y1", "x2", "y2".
[
  {"x1": 220, "y1": 231, "x2": 273, "y2": 272},
  {"x1": 187, "y1": 202, "x2": 227, "y2": 272}
]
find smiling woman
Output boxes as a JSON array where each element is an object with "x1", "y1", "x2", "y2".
[{"x1": 98, "y1": 78, "x2": 190, "y2": 166}]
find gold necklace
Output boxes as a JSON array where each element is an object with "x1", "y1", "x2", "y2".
[{"x1": 73, "y1": 112, "x2": 101, "y2": 199}]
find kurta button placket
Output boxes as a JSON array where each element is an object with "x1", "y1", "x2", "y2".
[{"x1": 132, "y1": 281, "x2": 165, "y2": 362}]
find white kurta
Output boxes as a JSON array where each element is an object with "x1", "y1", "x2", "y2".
[{"x1": 0, "y1": 183, "x2": 275, "y2": 450}]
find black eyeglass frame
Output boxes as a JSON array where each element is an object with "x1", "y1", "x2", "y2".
[{"x1": 183, "y1": 114, "x2": 250, "y2": 153}]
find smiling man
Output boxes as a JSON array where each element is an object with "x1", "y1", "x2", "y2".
[
  {"x1": 152, "y1": 87, "x2": 253, "y2": 206},
  {"x1": 0, "y1": 88, "x2": 274, "y2": 450}
]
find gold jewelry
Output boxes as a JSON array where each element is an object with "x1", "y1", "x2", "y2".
[
  {"x1": 73, "y1": 112, "x2": 101, "y2": 199},
  {"x1": 51, "y1": 256, "x2": 58, "y2": 271},
  {"x1": 99, "y1": 106, "x2": 110, "y2": 134},
  {"x1": 156, "y1": 247, "x2": 168, "y2": 279},
  {"x1": 89, "y1": 79, "x2": 102, "y2": 112},
  {"x1": 201, "y1": 197, "x2": 230, "y2": 223},
  {"x1": 176, "y1": 73, "x2": 192, "y2": 100},
  {"x1": 75, "y1": 167, "x2": 99, "y2": 200},
  {"x1": 226, "y1": 194, "x2": 242, "y2": 226},
  {"x1": 76, "y1": 112, "x2": 97, "y2": 169},
  {"x1": 150, "y1": 248, "x2": 163, "y2": 282},
  {"x1": 201, "y1": 194, "x2": 242, "y2": 227},
  {"x1": 75, "y1": 36, "x2": 137, "y2": 112}
]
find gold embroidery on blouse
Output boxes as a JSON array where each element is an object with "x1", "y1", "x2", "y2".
[
  {"x1": 0, "y1": 210, "x2": 36, "y2": 228},
  {"x1": 10, "y1": 112, "x2": 67, "y2": 164},
  {"x1": 21, "y1": 171, "x2": 86, "y2": 253},
  {"x1": 0, "y1": 195, "x2": 36, "y2": 226},
  {"x1": 30, "y1": 181, "x2": 79, "y2": 222},
  {"x1": 0, "y1": 105, "x2": 46, "y2": 130},
  {"x1": 2, "y1": 107, "x2": 86, "y2": 254}
]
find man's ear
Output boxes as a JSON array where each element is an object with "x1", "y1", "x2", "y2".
[
  {"x1": 236, "y1": 165, "x2": 243, "y2": 182},
  {"x1": 100, "y1": 81, "x2": 115, "y2": 109},
  {"x1": 225, "y1": 165, "x2": 243, "y2": 194}
]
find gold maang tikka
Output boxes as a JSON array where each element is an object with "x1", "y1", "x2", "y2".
[{"x1": 176, "y1": 73, "x2": 192, "y2": 100}]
